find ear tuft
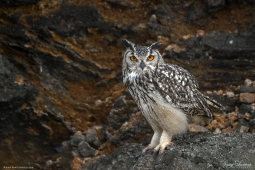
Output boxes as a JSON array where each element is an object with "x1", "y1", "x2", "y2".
[
  {"x1": 150, "y1": 42, "x2": 163, "y2": 50},
  {"x1": 122, "y1": 39, "x2": 135, "y2": 50}
]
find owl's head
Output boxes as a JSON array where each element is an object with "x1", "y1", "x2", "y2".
[{"x1": 122, "y1": 39, "x2": 164, "y2": 73}]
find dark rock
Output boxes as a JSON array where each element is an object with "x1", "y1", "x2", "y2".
[
  {"x1": 185, "y1": 3, "x2": 208, "y2": 21},
  {"x1": 239, "y1": 85, "x2": 255, "y2": 93},
  {"x1": 108, "y1": 97, "x2": 138, "y2": 129},
  {"x1": 148, "y1": 6, "x2": 172, "y2": 27},
  {"x1": 113, "y1": 96, "x2": 127, "y2": 109},
  {"x1": 110, "y1": 112, "x2": 152, "y2": 146},
  {"x1": 78, "y1": 141, "x2": 96, "y2": 158},
  {"x1": 80, "y1": 143, "x2": 143, "y2": 170},
  {"x1": 25, "y1": 4, "x2": 117, "y2": 37},
  {"x1": 235, "y1": 119, "x2": 250, "y2": 133},
  {"x1": 84, "y1": 126, "x2": 106, "y2": 149},
  {"x1": 239, "y1": 104, "x2": 255, "y2": 118},
  {"x1": 226, "y1": 0, "x2": 237, "y2": 4},
  {"x1": 62, "y1": 140, "x2": 71, "y2": 151},
  {"x1": 80, "y1": 133, "x2": 255, "y2": 169},
  {"x1": 0, "y1": 0, "x2": 40, "y2": 7},
  {"x1": 104, "y1": 0, "x2": 134, "y2": 9},
  {"x1": 201, "y1": 31, "x2": 255, "y2": 53},
  {"x1": 0, "y1": 55, "x2": 72, "y2": 167},
  {"x1": 70, "y1": 134, "x2": 85, "y2": 146},
  {"x1": 183, "y1": 2, "x2": 193, "y2": 9},
  {"x1": 146, "y1": 15, "x2": 170, "y2": 37},
  {"x1": 250, "y1": 119, "x2": 255, "y2": 133},
  {"x1": 0, "y1": 55, "x2": 33, "y2": 111},
  {"x1": 53, "y1": 146, "x2": 63, "y2": 153},
  {"x1": 204, "y1": 0, "x2": 226, "y2": 12},
  {"x1": 163, "y1": 32, "x2": 255, "y2": 90}
]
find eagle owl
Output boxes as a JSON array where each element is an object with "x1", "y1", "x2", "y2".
[{"x1": 122, "y1": 39, "x2": 224, "y2": 153}]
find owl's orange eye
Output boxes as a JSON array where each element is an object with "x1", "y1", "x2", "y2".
[
  {"x1": 147, "y1": 55, "x2": 154, "y2": 61},
  {"x1": 130, "y1": 56, "x2": 137, "y2": 61}
]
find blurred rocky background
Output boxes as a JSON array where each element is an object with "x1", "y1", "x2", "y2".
[{"x1": 1, "y1": 0, "x2": 255, "y2": 169}]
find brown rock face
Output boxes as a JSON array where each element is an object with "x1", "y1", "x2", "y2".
[{"x1": 1, "y1": 0, "x2": 255, "y2": 169}]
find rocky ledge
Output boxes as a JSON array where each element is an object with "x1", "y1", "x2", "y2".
[{"x1": 81, "y1": 133, "x2": 255, "y2": 170}]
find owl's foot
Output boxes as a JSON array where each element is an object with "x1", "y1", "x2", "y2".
[
  {"x1": 142, "y1": 130, "x2": 162, "y2": 154},
  {"x1": 154, "y1": 130, "x2": 174, "y2": 154},
  {"x1": 142, "y1": 144, "x2": 156, "y2": 154},
  {"x1": 153, "y1": 142, "x2": 174, "y2": 154}
]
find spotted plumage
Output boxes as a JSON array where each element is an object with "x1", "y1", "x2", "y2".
[{"x1": 122, "y1": 39, "x2": 225, "y2": 154}]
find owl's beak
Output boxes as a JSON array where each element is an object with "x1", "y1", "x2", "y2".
[{"x1": 140, "y1": 61, "x2": 146, "y2": 70}]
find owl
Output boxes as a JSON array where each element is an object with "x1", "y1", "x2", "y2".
[{"x1": 122, "y1": 39, "x2": 224, "y2": 154}]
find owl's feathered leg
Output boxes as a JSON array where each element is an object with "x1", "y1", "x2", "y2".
[
  {"x1": 154, "y1": 130, "x2": 173, "y2": 154},
  {"x1": 142, "y1": 129, "x2": 162, "y2": 153}
]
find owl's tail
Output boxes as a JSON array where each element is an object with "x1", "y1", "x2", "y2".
[{"x1": 203, "y1": 95, "x2": 226, "y2": 113}]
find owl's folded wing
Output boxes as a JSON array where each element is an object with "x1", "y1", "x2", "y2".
[{"x1": 153, "y1": 64, "x2": 212, "y2": 118}]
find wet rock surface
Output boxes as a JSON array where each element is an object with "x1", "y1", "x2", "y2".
[{"x1": 1, "y1": 0, "x2": 255, "y2": 169}]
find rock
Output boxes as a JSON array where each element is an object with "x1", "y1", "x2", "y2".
[
  {"x1": 235, "y1": 119, "x2": 250, "y2": 133},
  {"x1": 240, "y1": 93, "x2": 255, "y2": 104},
  {"x1": 146, "y1": 15, "x2": 169, "y2": 37},
  {"x1": 204, "y1": 0, "x2": 226, "y2": 12},
  {"x1": 113, "y1": 96, "x2": 127, "y2": 109},
  {"x1": 226, "y1": 91, "x2": 234, "y2": 98},
  {"x1": 0, "y1": 55, "x2": 72, "y2": 167},
  {"x1": 70, "y1": 157, "x2": 85, "y2": 170},
  {"x1": 240, "y1": 126, "x2": 250, "y2": 133},
  {"x1": 189, "y1": 124, "x2": 209, "y2": 132},
  {"x1": 108, "y1": 96, "x2": 138, "y2": 129},
  {"x1": 84, "y1": 125, "x2": 107, "y2": 149},
  {"x1": 244, "y1": 78, "x2": 253, "y2": 86},
  {"x1": 250, "y1": 119, "x2": 255, "y2": 133},
  {"x1": 185, "y1": 3, "x2": 208, "y2": 21},
  {"x1": 80, "y1": 143, "x2": 143, "y2": 170},
  {"x1": 197, "y1": 30, "x2": 205, "y2": 36},
  {"x1": 244, "y1": 113, "x2": 251, "y2": 120},
  {"x1": 239, "y1": 104, "x2": 255, "y2": 118},
  {"x1": 78, "y1": 141, "x2": 97, "y2": 158},
  {"x1": 70, "y1": 133, "x2": 85, "y2": 146},
  {"x1": 147, "y1": 6, "x2": 172, "y2": 27},
  {"x1": 105, "y1": 0, "x2": 134, "y2": 9},
  {"x1": 62, "y1": 140, "x2": 71, "y2": 151},
  {"x1": 213, "y1": 128, "x2": 222, "y2": 134},
  {"x1": 239, "y1": 85, "x2": 255, "y2": 93},
  {"x1": 228, "y1": 112, "x2": 238, "y2": 122},
  {"x1": 216, "y1": 89, "x2": 223, "y2": 95},
  {"x1": 80, "y1": 133, "x2": 255, "y2": 170},
  {"x1": 0, "y1": 0, "x2": 40, "y2": 7},
  {"x1": 226, "y1": 0, "x2": 237, "y2": 4},
  {"x1": 110, "y1": 112, "x2": 152, "y2": 146},
  {"x1": 163, "y1": 31, "x2": 255, "y2": 90}
]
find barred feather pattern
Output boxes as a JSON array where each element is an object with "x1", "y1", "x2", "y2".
[{"x1": 123, "y1": 63, "x2": 217, "y2": 120}]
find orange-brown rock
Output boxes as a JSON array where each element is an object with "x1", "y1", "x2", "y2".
[{"x1": 70, "y1": 157, "x2": 85, "y2": 170}]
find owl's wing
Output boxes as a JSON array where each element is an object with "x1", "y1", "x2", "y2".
[{"x1": 153, "y1": 64, "x2": 212, "y2": 118}]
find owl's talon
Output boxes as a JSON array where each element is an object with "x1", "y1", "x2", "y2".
[
  {"x1": 153, "y1": 142, "x2": 174, "y2": 154},
  {"x1": 142, "y1": 145, "x2": 155, "y2": 154}
]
